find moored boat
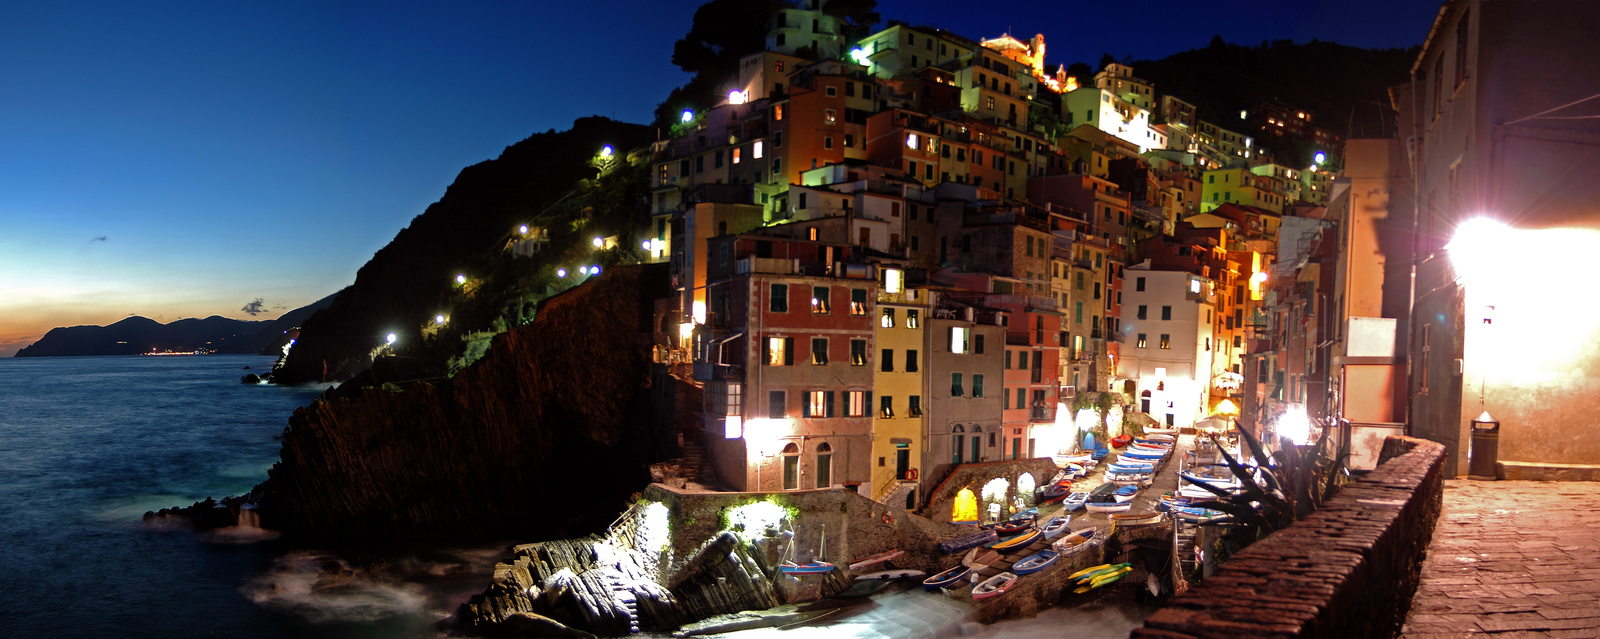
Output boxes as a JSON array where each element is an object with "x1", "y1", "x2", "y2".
[
  {"x1": 972, "y1": 571, "x2": 1019, "y2": 600},
  {"x1": 1085, "y1": 500, "x2": 1132, "y2": 513},
  {"x1": 1053, "y1": 528, "x2": 1097, "y2": 556},
  {"x1": 1144, "y1": 427, "x2": 1179, "y2": 437},
  {"x1": 963, "y1": 547, "x2": 1001, "y2": 569},
  {"x1": 1112, "y1": 484, "x2": 1140, "y2": 503},
  {"x1": 856, "y1": 568, "x2": 925, "y2": 581},
  {"x1": 1110, "y1": 511, "x2": 1165, "y2": 527},
  {"x1": 983, "y1": 518, "x2": 1033, "y2": 535},
  {"x1": 1062, "y1": 492, "x2": 1089, "y2": 511},
  {"x1": 1012, "y1": 549, "x2": 1059, "y2": 575},
  {"x1": 779, "y1": 561, "x2": 835, "y2": 575},
  {"x1": 848, "y1": 549, "x2": 904, "y2": 571},
  {"x1": 1037, "y1": 482, "x2": 1071, "y2": 504},
  {"x1": 986, "y1": 528, "x2": 1041, "y2": 551},
  {"x1": 1040, "y1": 515, "x2": 1071, "y2": 539},
  {"x1": 939, "y1": 529, "x2": 999, "y2": 553},
  {"x1": 923, "y1": 565, "x2": 972, "y2": 591},
  {"x1": 1109, "y1": 434, "x2": 1132, "y2": 448}
]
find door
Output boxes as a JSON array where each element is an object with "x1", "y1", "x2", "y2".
[
  {"x1": 970, "y1": 435, "x2": 981, "y2": 462},
  {"x1": 1011, "y1": 437, "x2": 1020, "y2": 460},
  {"x1": 895, "y1": 447, "x2": 910, "y2": 480}
]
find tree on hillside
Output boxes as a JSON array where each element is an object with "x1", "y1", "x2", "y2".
[
  {"x1": 822, "y1": 0, "x2": 880, "y2": 43},
  {"x1": 656, "y1": 0, "x2": 787, "y2": 126}
]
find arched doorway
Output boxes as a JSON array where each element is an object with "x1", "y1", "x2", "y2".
[
  {"x1": 952, "y1": 487, "x2": 978, "y2": 524},
  {"x1": 951, "y1": 424, "x2": 965, "y2": 465},
  {"x1": 980, "y1": 477, "x2": 1009, "y2": 523},
  {"x1": 1016, "y1": 472, "x2": 1037, "y2": 508},
  {"x1": 781, "y1": 443, "x2": 799, "y2": 490}
]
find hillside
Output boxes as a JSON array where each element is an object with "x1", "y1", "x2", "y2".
[
  {"x1": 273, "y1": 116, "x2": 654, "y2": 384},
  {"x1": 1131, "y1": 38, "x2": 1416, "y2": 165}
]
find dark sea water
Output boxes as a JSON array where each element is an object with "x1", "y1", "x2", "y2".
[{"x1": 0, "y1": 356, "x2": 497, "y2": 639}]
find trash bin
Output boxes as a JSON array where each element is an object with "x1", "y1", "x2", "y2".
[{"x1": 1468, "y1": 411, "x2": 1499, "y2": 480}]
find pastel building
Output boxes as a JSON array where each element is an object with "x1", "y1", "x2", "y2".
[
  {"x1": 1118, "y1": 266, "x2": 1217, "y2": 429},
  {"x1": 870, "y1": 268, "x2": 927, "y2": 503}
]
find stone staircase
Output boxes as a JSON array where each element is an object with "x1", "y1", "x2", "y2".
[
  {"x1": 651, "y1": 432, "x2": 722, "y2": 490},
  {"x1": 879, "y1": 479, "x2": 918, "y2": 512}
]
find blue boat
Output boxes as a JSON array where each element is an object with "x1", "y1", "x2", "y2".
[
  {"x1": 1037, "y1": 482, "x2": 1071, "y2": 504},
  {"x1": 1040, "y1": 515, "x2": 1071, "y2": 539},
  {"x1": 1107, "y1": 462, "x2": 1154, "y2": 474},
  {"x1": 1120, "y1": 449, "x2": 1167, "y2": 461},
  {"x1": 922, "y1": 564, "x2": 972, "y2": 591},
  {"x1": 1062, "y1": 492, "x2": 1089, "y2": 511},
  {"x1": 1012, "y1": 549, "x2": 1059, "y2": 575},
  {"x1": 779, "y1": 561, "x2": 835, "y2": 575},
  {"x1": 939, "y1": 529, "x2": 999, "y2": 553},
  {"x1": 1090, "y1": 447, "x2": 1111, "y2": 461},
  {"x1": 1112, "y1": 484, "x2": 1140, "y2": 503}
]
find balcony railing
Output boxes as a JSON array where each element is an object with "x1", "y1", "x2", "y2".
[{"x1": 1031, "y1": 406, "x2": 1054, "y2": 421}]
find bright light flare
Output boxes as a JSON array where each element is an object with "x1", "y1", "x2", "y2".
[
  {"x1": 385, "y1": 333, "x2": 397, "y2": 345},
  {"x1": 741, "y1": 417, "x2": 792, "y2": 456},
  {"x1": 455, "y1": 274, "x2": 467, "y2": 285},
  {"x1": 579, "y1": 266, "x2": 590, "y2": 275},
  {"x1": 593, "y1": 237, "x2": 605, "y2": 248},
  {"x1": 1276, "y1": 406, "x2": 1311, "y2": 446},
  {"x1": 600, "y1": 145, "x2": 613, "y2": 158},
  {"x1": 681, "y1": 109, "x2": 693, "y2": 123},
  {"x1": 726, "y1": 499, "x2": 787, "y2": 540},
  {"x1": 557, "y1": 268, "x2": 567, "y2": 278},
  {"x1": 518, "y1": 224, "x2": 529, "y2": 235},
  {"x1": 434, "y1": 315, "x2": 446, "y2": 324},
  {"x1": 727, "y1": 90, "x2": 747, "y2": 105}
]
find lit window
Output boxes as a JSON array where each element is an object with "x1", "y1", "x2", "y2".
[
  {"x1": 907, "y1": 310, "x2": 920, "y2": 329},
  {"x1": 907, "y1": 133, "x2": 919, "y2": 149},
  {"x1": 847, "y1": 391, "x2": 866, "y2": 417},
  {"x1": 884, "y1": 268, "x2": 903, "y2": 293},
  {"x1": 1137, "y1": 333, "x2": 1147, "y2": 348},
  {"x1": 825, "y1": 109, "x2": 837, "y2": 124},
  {"x1": 754, "y1": 141, "x2": 764, "y2": 159},
  {"x1": 1160, "y1": 334, "x2": 1171, "y2": 349},
  {"x1": 850, "y1": 288, "x2": 867, "y2": 315},
  {"x1": 732, "y1": 148, "x2": 741, "y2": 164},
  {"x1": 811, "y1": 338, "x2": 829, "y2": 365},
  {"x1": 881, "y1": 308, "x2": 896, "y2": 328},
  {"x1": 804, "y1": 390, "x2": 834, "y2": 418},
  {"x1": 880, "y1": 395, "x2": 894, "y2": 418},
  {"x1": 950, "y1": 326, "x2": 970, "y2": 353},
  {"x1": 812, "y1": 286, "x2": 830, "y2": 313},
  {"x1": 1189, "y1": 279, "x2": 1201, "y2": 294},
  {"x1": 850, "y1": 339, "x2": 867, "y2": 366},
  {"x1": 774, "y1": 105, "x2": 784, "y2": 121},
  {"x1": 767, "y1": 337, "x2": 792, "y2": 365},
  {"x1": 908, "y1": 395, "x2": 922, "y2": 417}
]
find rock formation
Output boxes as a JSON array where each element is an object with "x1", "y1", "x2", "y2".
[{"x1": 247, "y1": 264, "x2": 678, "y2": 541}]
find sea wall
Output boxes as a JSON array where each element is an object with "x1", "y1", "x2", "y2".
[
  {"x1": 921, "y1": 458, "x2": 1061, "y2": 524},
  {"x1": 253, "y1": 264, "x2": 678, "y2": 541},
  {"x1": 1130, "y1": 436, "x2": 1446, "y2": 639}
]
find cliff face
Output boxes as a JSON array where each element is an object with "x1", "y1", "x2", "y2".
[
  {"x1": 273, "y1": 116, "x2": 652, "y2": 384},
  {"x1": 256, "y1": 264, "x2": 676, "y2": 541}
]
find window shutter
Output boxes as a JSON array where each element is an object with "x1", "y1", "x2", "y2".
[
  {"x1": 803, "y1": 394, "x2": 812, "y2": 418},
  {"x1": 784, "y1": 337, "x2": 794, "y2": 365},
  {"x1": 825, "y1": 391, "x2": 835, "y2": 417},
  {"x1": 865, "y1": 390, "x2": 873, "y2": 413}
]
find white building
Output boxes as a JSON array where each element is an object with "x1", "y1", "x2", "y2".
[
  {"x1": 1117, "y1": 265, "x2": 1216, "y2": 428},
  {"x1": 1062, "y1": 87, "x2": 1166, "y2": 153}
]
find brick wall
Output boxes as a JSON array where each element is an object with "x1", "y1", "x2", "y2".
[
  {"x1": 1131, "y1": 436, "x2": 1446, "y2": 639},
  {"x1": 921, "y1": 457, "x2": 1061, "y2": 523}
]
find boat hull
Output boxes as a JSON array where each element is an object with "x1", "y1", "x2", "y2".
[
  {"x1": 972, "y1": 572, "x2": 1019, "y2": 600},
  {"x1": 923, "y1": 565, "x2": 972, "y2": 591},
  {"x1": 1013, "y1": 550, "x2": 1060, "y2": 575}
]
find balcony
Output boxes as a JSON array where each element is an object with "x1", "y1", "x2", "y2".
[
  {"x1": 1031, "y1": 406, "x2": 1054, "y2": 422},
  {"x1": 692, "y1": 363, "x2": 744, "y2": 383}
]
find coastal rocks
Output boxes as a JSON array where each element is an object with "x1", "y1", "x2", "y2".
[{"x1": 246, "y1": 264, "x2": 677, "y2": 541}]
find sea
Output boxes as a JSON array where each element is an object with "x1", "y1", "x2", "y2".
[
  {"x1": 0, "y1": 355, "x2": 499, "y2": 639},
  {"x1": 0, "y1": 355, "x2": 1158, "y2": 639}
]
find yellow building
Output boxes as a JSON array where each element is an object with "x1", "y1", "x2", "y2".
[
  {"x1": 1201, "y1": 168, "x2": 1288, "y2": 214},
  {"x1": 870, "y1": 269, "x2": 927, "y2": 504}
]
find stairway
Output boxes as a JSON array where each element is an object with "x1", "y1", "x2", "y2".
[
  {"x1": 676, "y1": 432, "x2": 720, "y2": 489},
  {"x1": 603, "y1": 574, "x2": 641, "y2": 634},
  {"x1": 879, "y1": 479, "x2": 918, "y2": 512}
]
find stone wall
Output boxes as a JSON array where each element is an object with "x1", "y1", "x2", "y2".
[
  {"x1": 1130, "y1": 436, "x2": 1446, "y2": 639},
  {"x1": 921, "y1": 458, "x2": 1061, "y2": 524}
]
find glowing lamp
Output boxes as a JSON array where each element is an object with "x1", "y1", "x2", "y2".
[
  {"x1": 593, "y1": 237, "x2": 605, "y2": 248},
  {"x1": 557, "y1": 268, "x2": 567, "y2": 278},
  {"x1": 850, "y1": 47, "x2": 869, "y2": 65},
  {"x1": 642, "y1": 240, "x2": 652, "y2": 250},
  {"x1": 1251, "y1": 271, "x2": 1269, "y2": 284},
  {"x1": 692, "y1": 300, "x2": 707, "y2": 325},
  {"x1": 724, "y1": 415, "x2": 743, "y2": 439},
  {"x1": 1217, "y1": 399, "x2": 1238, "y2": 415},
  {"x1": 579, "y1": 266, "x2": 589, "y2": 275},
  {"x1": 600, "y1": 145, "x2": 613, "y2": 158},
  {"x1": 681, "y1": 109, "x2": 693, "y2": 123},
  {"x1": 518, "y1": 224, "x2": 528, "y2": 234},
  {"x1": 678, "y1": 322, "x2": 694, "y2": 340},
  {"x1": 455, "y1": 274, "x2": 467, "y2": 285},
  {"x1": 591, "y1": 266, "x2": 600, "y2": 274},
  {"x1": 1313, "y1": 151, "x2": 1326, "y2": 165},
  {"x1": 435, "y1": 315, "x2": 446, "y2": 324},
  {"x1": 385, "y1": 333, "x2": 397, "y2": 345},
  {"x1": 727, "y1": 90, "x2": 748, "y2": 105},
  {"x1": 1277, "y1": 406, "x2": 1312, "y2": 446}
]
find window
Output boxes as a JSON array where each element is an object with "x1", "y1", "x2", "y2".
[
  {"x1": 908, "y1": 395, "x2": 923, "y2": 417},
  {"x1": 767, "y1": 337, "x2": 794, "y2": 365},
  {"x1": 769, "y1": 390, "x2": 787, "y2": 419},
  {"x1": 881, "y1": 349, "x2": 894, "y2": 372},
  {"x1": 1161, "y1": 306, "x2": 1172, "y2": 320},
  {"x1": 1137, "y1": 305, "x2": 1147, "y2": 320},
  {"x1": 1137, "y1": 333, "x2": 1147, "y2": 348},
  {"x1": 972, "y1": 374, "x2": 985, "y2": 398},
  {"x1": 907, "y1": 310, "x2": 919, "y2": 328},
  {"x1": 906, "y1": 349, "x2": 919, "y2": 372},
  {"x1": 782, "y1": 443, "x2": 799, "y2": 490},
  {"x1": 950, "y1": 326, "x2": 970, "y2": 353},
  {"x1": 951, "y1": 372, "x2": 964, "y2": 396},
  {"x1": 812, "y1": 286, "x2": 830, "y2": 313},
  {"x1": 850, "y1": 339, "x2": 867, "y2": 366},
  {"x1": 815, "y1": 443, "x2": 832, "y2": 488},
  {"x1": 1018, "y1": 350, "x2": 1028, "y2": 370},
  {"x1": 732, "y1": 148, "x2": 741, "y2": 164},
  {"x1": 1136, "y1": 277, "x2": 1146, "y2": 292},
  {"x1": 771, "y1": 284, "x2": 788, "y2": 312},
  {"x1": 1454, "y1": 9, "x2": 1469, "y2": 90},
  {"x1": 847, "y1": 391, "x2": 867, "y2": 417},
  {"x1": 881, "y1": 308, "x2": 896, "y2": 328},
  {"x1": 825, "y1": 86, "x2": 837, "y2": 97},
  {"x1": 850, "y1": 289, "x2": 868, "y2": 315},
  {"x1": 714, "y1": 150, "x2": 723, "y2": 168},
  {"x1": 804, "y1": 390, "x2": 835, "y2": 418},
  {"x1": 974, "y1": 334, "x2": 985, "y2": 354},
  {"x1": 823, "y1": 136, "x2": 833, "y2": 149},
  {"x1": 880, "y1": 395, "x2": 894, "y2": 418},
  {"x1": 1205, "y1": 338, "x2": 1211, "y2": 351},
  {"x1": 1016, "y1": 388, "x2": 1025, "y2": 409},
  {"x1": 709, "y1": 381, "x2": 742, "y2": 416},
  {"x1": 1003, "y1": 387, "x2": 1010, "y2": 406},
  {"x1": 1004, "y1": 350, "x2": 1012, "y2": 369},
  {"x1": 811, "y1": 338, "x2": 829, "y2": 365},
  {"x1": 1159, "y1": 334, "x2": 1170, "y2": 349},
  {"x1": 754, "y1": 141, "x2": 764, "y2": 159}
]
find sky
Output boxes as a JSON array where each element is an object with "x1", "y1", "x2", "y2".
[{"x1": 0, "y1": 0, "x2": 1443, "y2": 356}]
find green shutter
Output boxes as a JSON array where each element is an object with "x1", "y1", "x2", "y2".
[
  {"x1": 825, "y1": 391, "x2": 835, "y2": 417},
  {"x1": 784, "y1": 337, "x2": 794, "y2": 365}
]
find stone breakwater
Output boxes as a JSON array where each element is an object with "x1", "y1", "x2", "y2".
[{"x1": 1131, "y1": 436, "x2": 1447, "y2": 639}]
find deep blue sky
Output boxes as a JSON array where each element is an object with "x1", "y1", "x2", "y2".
[{"x1": 0, "y1": 0, "x2": 1442, "y2": 355}]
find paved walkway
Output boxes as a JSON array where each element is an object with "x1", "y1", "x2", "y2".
[{"x1": 1403, "y1": 480, "x2": 1600, "y2": 637}]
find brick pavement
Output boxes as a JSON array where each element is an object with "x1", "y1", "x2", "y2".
[{"x1": 1402, "y1": 480, "x2": 1600, "y2": 638}]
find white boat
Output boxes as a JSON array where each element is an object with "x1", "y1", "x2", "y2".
[
  {"x1": 1040, "y1": 515, "x2": 1071, "y2": 539},
  {"x1": 1053, "y1": 529, "x2": 1097, "y2": 556},
  {"x1": 1144, "y1": 427, "x2": 1179, "y2": 436},
  {"x1": 972, "y1": 571, "x2": 1019, "y2": 600},
  {"x1": 1110, "y1": 512, "x2": 1165, "y2": 527},
  {"x1": 1085, "y1": 500, "x2": 1131, "y2": 513}
]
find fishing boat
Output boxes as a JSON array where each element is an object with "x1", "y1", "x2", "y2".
[
  {"x1": 1009, "y1": 507, "x2": 1039, "y2": 521},
  {"x1": 963, "y1": 547, "x2": 1001, "y2": 569},
  {"x1": 923, "y1": 564, "x2": 973, "y2": 591},
  {"x1": 983, "y1": 518, "x2": 1033, "y2": 535},
  {"x1": 1107, "y1": 461, "x2": 1155, "y2": 474},
  {"x1": 1085, "y1": 500, "x2": 1132, "y2": 513},
  {"x1": 1112, "y1": 484, "x2": 1140, "y2": 503},
  {"x1": 1062, "y1": 492, "x2": 1090, "y2": 511},
  {"x1": 1109, "y1": 434, "x2": 1132, "y2": 448},
  {"x1": 1144, "y1": 427, "x2": 1179, "y2": 437},
  {"x1": 1091, "y1": 447, "x2": 1111, "y2": 461},
  {"x1": 1066, "y1": 463, "x2": 1089, "y2": 479},
  {"x1": 1037, "y1": 481, "x2": 1071, "y2": 504},
  {"x1": 1054, "y1": 451, "x2": 1093, "y2": 466},
  {"x1": 1086, "y1": 483, "x2": 1132, "y2": 513},
  {"x1": 986, "y1": 528, "x2": 1041, "y2": 551},
  {"x1": 779, "y1": 524, "x2": 834, "y2": 575},
  {"x1": 1110, "y1": 511, "x2": 1165, "y2": 527},
  {"x1": 1053, "y1": 529, "x2": 1097, "y2": 556},
  {"x1": 1106, "y1": 472, "x2": 1153, "y2": 487},
  {"x1": 972, "y1": 571, "x2": 1019, "y2": 600},
  {"x1": 1012, "y1": 550, "x2": 1059, "y2": 575},
  {"x1": 1120, "y1": 448, "x2": 1167, "y2": 461},
  {"x1": 939, "y1": 529, "x2": 999, "y2": 553},
  {"x1": 856, "y1": 568, "x2": 925, "y2": 581},
  {"x1": 1141, "y1": 433, "x2": 1177, "y2": 443},
  {"x1": 848, "y1": 549, "x2": 904, "y2": 571},
  {"x1": 1133, "y1": 437, "x2": 1174, "y2": 447},
  {"x1": 1171, "y1": 505, "x2": 1224, "y2": 523},
  {"x1": 1040, "y1": 515, "x2": 1071, "y2": 539}
]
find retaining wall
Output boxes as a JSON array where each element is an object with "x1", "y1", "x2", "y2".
[{"x1": 1130, "y1": 436, "x2": 1447, "y2": 639}]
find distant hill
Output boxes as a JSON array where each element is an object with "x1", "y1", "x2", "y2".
[
  {"x1": 1130, "y1": 38, "x2": 1417, "y2": 165},
  {"x1": 13, "y1": 293, "x2": 338, "y2": 357}
]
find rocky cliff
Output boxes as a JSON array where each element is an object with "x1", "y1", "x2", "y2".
[
  {"x1": 251, "y1": 264, "x2": 678, "y2": 541},
  {"x1": 273, "y1": 116, "x2": 652, "y2": 384}
]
